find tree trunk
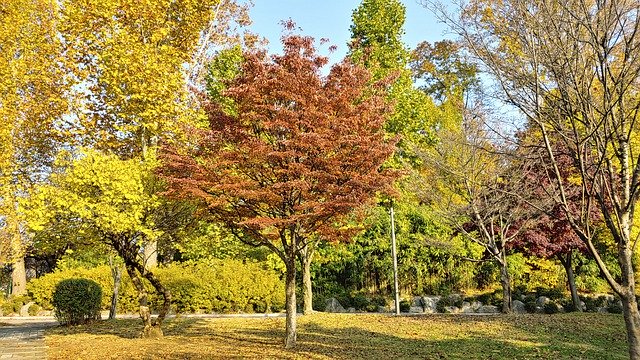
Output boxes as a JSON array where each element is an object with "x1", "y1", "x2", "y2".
[
  {"x1": 124, "y1": 262, "x2": 159, "y2": 337},
  {"x1": 498, "y1": 254, "x2": 512, "y2": 314},
  {"x1": 284, "y1": 258, "x2": 297, "y2": 349},
  {"x1": 300, "y1": 245, "x2": 314, "y2": 315},
  {"x1": 558, "y1": 252, "x2": 581, "y2": 312},
  {"x1": 11, "y1": 257, "x2": 26, "y2": 295},
  {"x1": 112, "y1": 235, "x2": 170, "y2": 337},
  {"x1": 109, "y1": 257, "x2": 123, "y2": 319},
  {"x1": 622, "y1": 291, "x2": 640, "y2": 359}
]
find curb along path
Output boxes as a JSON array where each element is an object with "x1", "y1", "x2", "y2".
[{"x1": 0, "y1": 320, "x2": 54, "y2": 360}]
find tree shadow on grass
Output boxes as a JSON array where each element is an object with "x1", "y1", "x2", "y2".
[{"x1": 45, "y1": 314, "x2": 628, "y2": 359}]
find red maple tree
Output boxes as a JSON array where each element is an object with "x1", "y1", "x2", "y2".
[{"x1": 160, "y1": 28, "x2": 398, "y2": 348}]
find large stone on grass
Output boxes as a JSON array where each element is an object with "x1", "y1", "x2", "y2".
[
  {"x1": 421, "y1": 296, "x2": 440, "y2": 313},
  {"x1": 536, "y1": 296, "x2": 550, "y2": 307},
  {"x1": 461, "y1": 301, "x2": 483, "y2": 314},
  {"x1": 477, "y1": 305, "x2": 499, "y2": 314},
  {"x1": 324, "y1": 298, "x2": 345, "y2": 313},
  {"x1": 20, "y1": 302, "x2": 34, "y2": 317},
  {"x1": 512, "y1": 300, "x2": 526, "y2": 314},
  {"x1": 444, "y1": 306, "x2": 460, "y2": 314}
]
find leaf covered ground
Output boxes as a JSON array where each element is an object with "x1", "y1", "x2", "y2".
[{"x1": 45, "y1": 313, "x2": 627, "y2": 359}]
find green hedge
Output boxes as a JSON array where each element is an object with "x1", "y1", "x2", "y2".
[
  {"x1": 27, "y1": 265, "x2": 138, "y2": 312},
  {"x1": 27, "y1": 260, "x2": 284, "y2": 314},
  {"x1": 53, "y1": 278, "x2": 102, "y2": 325}
]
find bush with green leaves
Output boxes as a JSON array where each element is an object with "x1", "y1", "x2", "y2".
[
  {"x1": 27, "y1": 259, "x2": 285, "y2": 315},
  {"x1": 27, "y1": 265, "x2": 138, "y2": 312},
  {"x1": 152, "y1": 260, "x2": 285, "y2": 314},
  {"x1": 0, "y1": 295, "x2": 30, "y2": 315},
  {"x1": 543, "y1": 301, "x2": 560, "y2": 314},
  {"x1": 52, "y1": 278, "x2": 102, "y2": 325}
]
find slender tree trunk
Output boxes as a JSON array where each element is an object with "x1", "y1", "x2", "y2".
[
  {"x1": 109, "y1": 257, "x2": 123, "y2": 319},
  {"x1": 11, "y1": 257, "x2": 26, "y2": 295},
  {"x1": 498, "y1": 253, "x2": 512, "y2": 314},
  {"x1": 124, "y1": 262, "x2": 155, "y2": 337},
  {"x1": 284, "y1": 258, "x2": 297, "y2": 349},
  {"x1": 300, "y1": 245, "x2": 314, "y2": 315},
  {"x1": 619, "y1": 239, "x2": 640, "y2": 360},
  {"x1": 558, "y1": 252, "x2": 581, "y2": 312},
  {"x1": 113, "y1": 236, "x2": 169, "y2": 338},
  {"x1": 622, "y1": 291, "x2": 640, "y2": 360}
]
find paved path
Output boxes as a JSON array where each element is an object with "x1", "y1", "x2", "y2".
[{"x1": 0, "y1": 320, "x2": 54, "y2": 360}]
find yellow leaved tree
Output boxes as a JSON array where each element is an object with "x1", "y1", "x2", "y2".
[{"x1": 0, "y1": 0, "x2": 70, "y2": 294}]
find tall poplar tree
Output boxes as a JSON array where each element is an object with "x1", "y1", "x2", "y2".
[{"x1": 0, "y1": 0, "x2": 69, "y2": 294}]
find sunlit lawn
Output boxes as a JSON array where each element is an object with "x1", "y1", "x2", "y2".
[{"x1": 45, "y1": 313, "x2": 627, "y2": 359}]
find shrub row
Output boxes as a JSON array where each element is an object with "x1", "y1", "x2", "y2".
[{"x1": 26, "y1": 259, "x2": 285, "y2": 314}]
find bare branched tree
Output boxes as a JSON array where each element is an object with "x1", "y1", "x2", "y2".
[{"x1": 426, "y1": 0, "x2": 640, "y2": 356}]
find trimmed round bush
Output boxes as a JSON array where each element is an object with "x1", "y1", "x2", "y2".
[{"x1": 52, "y1": 278, "x2": 102, "y2": 325}]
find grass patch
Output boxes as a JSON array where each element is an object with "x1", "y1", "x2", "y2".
[{"x1": 45, "y1": 313, "x2": 627, "y2": 359}]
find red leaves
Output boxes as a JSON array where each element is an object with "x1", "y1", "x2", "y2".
[{"x1": 160, "y1": 32, "x2": 398, "y2": 248}]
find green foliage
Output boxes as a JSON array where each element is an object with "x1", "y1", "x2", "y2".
[
  {"x1": 508, "y1": 254, "x2": 563, "y2": 293},
  {"x1": 399, "y1": 299, "x2": 410, "y2": 313},
  {"x1": 206, "y1": 46, "x2": 243, "y2": 116},
  {"x1": 22, "y1": 148, "x2": 160, "y2": 242},
  {"x1": 524, "y1": 300, "x2": 538, "y2": 313},
  {"x1": 543, "y1": 301, "x2": 560, "y2": 314},
  {"x1": 27, "y1": 265, "x2": 138, "y2": 312},
  {"x1": 153, "y1": 260, "x2": 284, "y2": 314},
  {"x1": 535, "y1": 287, "x2": 565, "y2": 301},
  {"x1": 0, "y1": 294, "x2": 29, "y2": 315},
  {"x1": 560, "y1": 299, "x2": 578, "y2": 313},
  {"x1": 28, "y1": 303, "x2": 42, "y2": 316},
  {"x1": 608, "y1": 301, "x2": 623, "y2": 314},
  {"x1": 28, "y1": 260, "x2": 285, "y2": 315},
  {"x1": 52, "y1": 278, "x2": 102, "y2": 325}
]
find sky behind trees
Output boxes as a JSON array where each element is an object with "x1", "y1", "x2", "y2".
[{"x1": 243, "y1": 0, "x2": 450, "y2": 66}]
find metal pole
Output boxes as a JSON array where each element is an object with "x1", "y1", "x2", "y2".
[{"x1": 390, "y1": 206, "x2": 400, "y2": 315}]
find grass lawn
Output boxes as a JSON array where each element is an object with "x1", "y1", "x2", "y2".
[{"x1": 45, "y1": 313, "x2": 627, "y2": 359}]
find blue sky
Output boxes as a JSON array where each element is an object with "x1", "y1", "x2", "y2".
[{"x1": 243, "y1": 0, "x2": 452, "y2": 66}]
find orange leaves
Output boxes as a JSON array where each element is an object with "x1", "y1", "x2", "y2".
[{"x1": 161, "y1": 32, "x2": 399, "y2": 250}]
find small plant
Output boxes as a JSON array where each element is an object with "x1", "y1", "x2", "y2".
[
  {"x1": 28, "y1": 303, "x2": 42, "y2": 316},
  {"x1": 524, "y1": 301, "x2": 537, "y2": 313},
  {"x1": 399, "y1": 299, "x2": 411, "y2": 313},
  {"x1": 352, "y1": 294, "x2": 370, "y2": 311},
  {"x1": 560, "y1": 299, "x2": 578, "y2": 313},
  {"x1": 52, "y1": 278, "x2": 102, "y2": 325},
  {"x1": 607, "y1": 301, "x2": 623, "y2": 314},
  {"x1": 0, "y1": 295, "x2": 29, "y2": 315},
  {"x1": 543, "y1": 301, "x2": 560, "y2": 314}
]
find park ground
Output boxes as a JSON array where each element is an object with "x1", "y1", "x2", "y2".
[{"x1": 40, "y1": 313, "x2": 627, "y2": 359}]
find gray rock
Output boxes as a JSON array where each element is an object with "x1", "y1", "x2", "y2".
[
  {"x1": 19, "y1": 301, "x2": 34, "y2": 317},
  {"x1": 377, "y1": 306, "x2": 388, "y2": 313},
  {"x1": 477, "y1": 305, "x2": 499, "y2": 314},
  {"x1": 409, "y1": 306, "x2": 424, "y2": 313},
  {"x1": 421, "y1": 296, "x2": 440, "y2": 313},
  {"x1": 444, "y1": 306, "x2": 460, "y2": 314},
  {"x1": 536, "y1": 296, "x2": 550, "y2": 307},
  {"x1": 597, "y1": 307, "x2": 609, "y2": 313},
  {"x1": 324, "y1": 297, "x2": 345, "y2": 313},
  {"x1": 411, "y1": 296, "x2": 424, "y2": 308},
  {"x1": 512, "y1": 300, "x2": 526, "y2": 314},
  {"x1": 346, "y1": 307, "x2": 356, "y2": 313}
]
